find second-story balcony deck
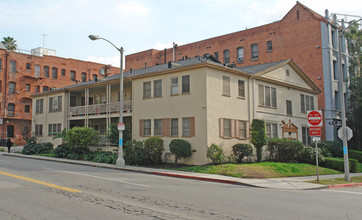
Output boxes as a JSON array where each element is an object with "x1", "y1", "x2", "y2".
[{"x1": 68, "y1": 101, "x2": 132, "y2": 118}]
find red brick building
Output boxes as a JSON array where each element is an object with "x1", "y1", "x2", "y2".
[
  {"x1": 0, "y1": 48, "x2": 119, "y2": 145},
  {"x1": 125, "y1": 2, "x2": 348, "y2": 142}
]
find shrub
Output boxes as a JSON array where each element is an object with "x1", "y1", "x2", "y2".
[
  {"x1": 313, "y1": 141, "x2": 342, "y2": 158},
  {"x1": 267, "y1": 138, "x2": 304, "y2": 163},
  {"x1": 207, "y1": 144, "x2": 225, "y2": 164},
  {"x1": 250, "y1": 119, "x2": 267, "y2": 162},
  {"x1": 322, "y1": 157, "x2": 358, "y2": 173},
  {"x1": 232, "y1": 143, "x2": 253, "y2": 163},
  {"x1": 169, "y1": 139, "x2": 192, "y2": 164},
  {"x1": 124, "y1": 140, "x2": 147, "y2": 165},
  {"x1": 296, "y1": 146, "x2": 325, "y2": 165},
  {"x1": 144, "y1": 137, "x2": 164, "y2": 164},
  {"x1": 22, "y1": 142, "x2": 53, "y2": 155},
  {"x1": 54, "y1": 144, "x2": 72, "y2": 158},
  {"x1": 91, "y1": 151, "x2": 115, "y2": 164},
  {"x1": 65, "y1": 127, "x2": 99, "y2": 149},
  {"x1": 349, "y1": 150, "x2": 362, "y2": 163}
]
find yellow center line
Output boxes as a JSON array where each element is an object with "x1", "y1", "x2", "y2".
[{"x1": 0, "y1": 171, "x2": 82, "y2": 193}]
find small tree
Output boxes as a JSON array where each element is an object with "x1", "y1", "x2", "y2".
[
  {"x1": 207, "y1": 144, "x2": 225, "y2": 164},
  {"x1": 169, "y1": 139, "x2": 192, "y2": 164},
  {"x1": 144, "y1": 137, "x2": 164, "y2": 164},
  {"x1": 250, "y1": 119, "x2": 267, "y2": 162},
  {"x1": 65, "y1": 127, "x2": 99, "y2": 150},
  {"x1": 51, "y1": 128, "x2": 67, "y2": 144},
  {"x1": 232, "y1": 143, "x2": 253, "y2": 163}
]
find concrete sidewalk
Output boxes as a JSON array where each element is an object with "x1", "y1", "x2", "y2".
[{"x1": 1, "y1": 152, "x2": 361, "y2": 190}]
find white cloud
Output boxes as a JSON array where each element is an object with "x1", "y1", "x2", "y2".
[
  {"x1": 87, "y1": 55, "x2": 121, "y2": 68},
  {"x1": 115, "y1": 1, "x2": 151, "y2": 16}
]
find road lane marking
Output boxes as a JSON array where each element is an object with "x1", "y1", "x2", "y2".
[
  {"x1": 0, "y1": 171, "x2": 82, "y2": 193},
  {"x1": 0, "y1": 160, "x2": 13, "y2": 164},
  {"x1": 322, "y1": 189, "x2": 362, "y2": 195},
  {"x1": 44, "y1": 168, "x2": 150, "y2": 188}
]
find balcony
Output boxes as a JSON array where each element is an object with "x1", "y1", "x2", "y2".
[{"x1": 68, "y1": 101, "x2": 132, "y2": 118}]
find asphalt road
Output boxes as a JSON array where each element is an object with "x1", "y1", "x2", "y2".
[{"x1": 0, "y1": 155, "x2": 361, "y2": 220}]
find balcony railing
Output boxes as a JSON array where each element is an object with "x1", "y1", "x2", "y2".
[{"x1": 68, "y1": 101, "x2": 132, "y2": 117}]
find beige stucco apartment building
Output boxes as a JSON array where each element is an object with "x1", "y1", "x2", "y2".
[{"x1": 32, "y1": 57, "x2": 320, "y2": 165}]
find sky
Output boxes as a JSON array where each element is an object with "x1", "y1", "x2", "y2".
[{"x1": 1, "y1": 0, "x2": 361, "y2": 68}]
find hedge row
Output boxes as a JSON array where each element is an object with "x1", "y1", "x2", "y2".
[
  {"x1": 321, "y1": 157, "x2": 358, "y2": 173},
  {"x1": 349, "y1": 150, "x2": 362, "y2": 163}
]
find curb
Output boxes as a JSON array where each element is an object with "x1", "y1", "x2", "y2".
[{"x1": 328, "y1": 182, "x2": 362, "y2": 189}]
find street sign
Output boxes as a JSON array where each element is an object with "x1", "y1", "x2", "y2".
[
  {"x1": 307, "y1": 110, "x2": 323, "y2": 127},
  {"x1": 329, "y1": 121, "x2": 342, "y2": 126},
  {"x1": 312, "y1": 136, "x2": 321, "y2": 142},
  {"x1": 309, "y1": 127, "x2": 321, "y2": 136},
  {"x1": 118, "y1": 123, "x2": 125, "y2": 131},
  {"x1": 338, "y1": 126, "x2": 353, "y2": 141}
]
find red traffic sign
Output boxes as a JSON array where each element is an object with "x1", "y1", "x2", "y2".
[
  {"x1": 307, "y1": 110, "x2": 323, "y2": 127},
  {"x1": 309, "y1": 127, "x2": 321, "y2": 136}
]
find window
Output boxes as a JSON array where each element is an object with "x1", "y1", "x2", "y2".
[
  {"x1": 8, "y1": 103, "x2": 15, "y2": 112},
  {"x1": 223, "y1": 49, "x2": 230, "y2": 64},
  {"x1": 222, "y1": 119, "x2": 231, "y2": 138},
  {"x1": 223, "y1": 76, "x2": 230, "y2": 96},
  {"x1": 238, "y1": 120, "x2": 247, "y2": 139},
  {"x1": 0, "y1": 58, "x2": 2, "y2": 70},
  {"x1": 333, "y1": 60, "x2": 338, "y2": 80},
  {"x1": 214, "y1": 52, "x2": 219, "y2": 61},
  {"x1": 251, "y1": 44, "x2": 258, "y2": 60},
  {"x1": 342, "y1": 63, "x2": 347, "y2": 82},
  {"x1": 9, "y1": 82, "x2": 15, "y2": 94},
  {"x1": 171, "y1": 77, "x2": 178, "y2": 95},
  {"x1": 93, "y1": 74, "x2": 98, "y2": 80},
  {"x1": 49, "y1": 96, "x2": 62, "y2": 112},
  {"x1": 182, "y1": 75, "x2": 190, "y2": 94},
  {"x1": 154, "y1": 119, "x2": 162, "y2": 136},
  {"x1": 35, "y1": 124, "x2": 43, "y2": 136},
  {"x1": 267, "y1": 41, "x2": 272, "y2": 52},
  {"x1": 7, "y1": 125, "x2": 14, "y2": 138},
  {"x1": 43, "y1": 66, "x2": 49, "y2": 77},
  {"x1": 171, "y1": 118, "x2": 178, "y2": 136},
  {"x1": 25, "y1": 105, "x2": 30, "y2": 113},
  {"x1": 296, "y1": 10, "x2": 300, "y2": 19},
  {"x1": 266, "y1": 122, "x2": 278, "y2": 138},
  {"x1": 99, "y1": 68, "x2": 105, "y2": 76},
  {"x1": 335, "y1": 91, "x2": 340, "y2": 111},
  {"x1": 81, "y1": 72, "x2": 87, "y2": 82},
  {"x1": 237, "y1": 47, "x2": 244, "y2": 62},
  {"x1": 238, "y1": 80, "x2": 245, "y2": 98},
  {"x1": 43, "y1": 86, "x2": 49, "y2": 92},
  {"x1": 286, "y1": 100, "x2": 292, "y2": 115},
  {"x1": 26, "y1": 63, "x2": 31, "y2": 70},
  {"x1": 0, "y1": 80, "x2": 2, "y2": 92},
  {"x1": 61, "y1": 69, "x2": 66, "y2": 76},
  {"x1": 300, "y1": 94, "x2": 314, "y2": 112},
  {"x1": 258, "y1": 85, "x2": 277, "y2": 107},
  {"x1": 182, "y1": 117, "x2": 195, "y2": 137},
  {"x1": 10, "y1": 60, "x2": 16, "y2": 73},
  {"x1": 302, "y1": 126, "x2": 311, "y2": 145},
  {"x1": 48, "y1": 124, "x2": 61, "y2": 136},
  {"x1": 52, "y1": 67, "x2": 58, "y2": 79},
  {"x1": 25, "y1": 84, "x2": 30, "y2": 91},
  {"x1": 332, "y1": 30, "x2": 337, "y2": 49},
  {"x1": 70, "y1": 70, "x2": 76, "y2": 81},
  {"x1": 35, "y1": 99, "x2": 43, "y2": 114},
  {"x1": 35, "y1": 86, "x2": 40, "y2": 93},
  {"x1": 142, "y1": 119, "x2": 151, "y2": 136},
  {"x1": 35, "y1": 65, "x2": 40, "y2": 77},
  {"x1": 154, "y1": 79, "x2": 162, "y2": 97},
  {"x1": 143, "y1": 81, "x2": 151, "y2": 98}
]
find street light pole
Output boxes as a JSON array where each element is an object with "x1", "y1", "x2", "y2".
[{"x1": 89, "y1": 34, "x2": 125, "y2": 167}]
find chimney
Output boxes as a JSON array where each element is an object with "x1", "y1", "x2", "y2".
[
  {"x1": 325, "y1": 9, "x2": 329, "y2": 20},
  {"x1": 173, "y1": 42, "x2": 177, "y2": 62}
]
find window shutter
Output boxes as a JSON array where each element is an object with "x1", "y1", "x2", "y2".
[
  {"x1": 162, "y1": 118, "x2": 168, "y2": 137},
  {"x1": 235, "y1": 120, "x2": 240, "y2": 138},
  {"x1": 246, "y1": 121, "x2": 250, "y2": 139},
  {"x1": 231, "y1": 120, "x2": 236, "y2": 138},
  {"x1": 190, "y1": 117, "x2": 195, "y2": 137},
  {"x1": 139, "y1": 120, "x2": 144, "y2": 137},
  {"x1": 219, "y1": 118, "x2": 224, "y2": 137},
  {"x1": 167, "y1": 118, "x2": 171, "y2": 137}
]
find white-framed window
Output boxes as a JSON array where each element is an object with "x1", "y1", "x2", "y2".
[
  {"x1": 143, "y1": 119, "x2": 151, "y2": 136},
  {"x1": 300, "y1": 94, "x2": 314, "y2": 113},
  {"x1": 182, "y1": 117, "x2": 195, "y2": 137},
  {"x1": 238, "y1": 80, "x2": 245, "y2": 98},
  {"x1": 154, "y1": 79, "x2": 162, "y2": 97},
  {"x1": 143, "y1": 81, "x2": 151, "y2": 98},
  {"x1": 223, "y1": 49, "x2": 230, "y2": 64},
  {"x1": 302, "y1": 126, "x2": 311, "y2": 145},
  {"x1": 35, "y1": 124, "x2": 43, "y2": 136},
  {"x1": 154, "y1": 119, "x2": 162, "y2": 136},
  {"x1": 223, "y1": 119, "x2": 231, "y2": 138},
  {"x1": 238, "y1": 120, "x2": 247, "y2": 139},
  {"x1": 266, "y1": 122, "x2": 278, "y2": 138},
  {"x1": 182, "y1": 75, "x2": 190, "y2": 94},
  {"x1": 237, "y1": 47, "x2": 244, "y2": 62},
  {"x1": 223, "y1": 76, "x2": 230, "y2": 96},
  {"x1": 286, "y1": 100, "x2": 292, "y2": 115},
  {"x1": 171, "y1": 118, "x2": 178, "y2": 136},
  {"x1": 48, "y1": 124, "x2": 61, "y2": 136},
  {"x1": 259, "y1": 84, "x2": 277, "y2": 107},
  {"x1": 48, "y1": 96, "x2": 62, "y2": 112},
  {"x1": 251, "y1": 44, "x2": 258, "y2": 60},
  {"x1": 171, "y1": 77, "x2": 178, "y2": 95}
]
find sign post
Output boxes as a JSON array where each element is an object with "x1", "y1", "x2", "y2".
[{"x1": 307, "y1": 110, "x2": 323, "y2": 182}]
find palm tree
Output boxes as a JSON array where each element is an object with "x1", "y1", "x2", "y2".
[{"x1": 1, "y1": 37, "x2": 17, "y2": 52}]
